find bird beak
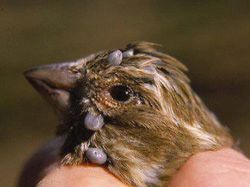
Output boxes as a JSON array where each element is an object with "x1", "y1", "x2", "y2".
[{"x1": 24, "y1": 61, "x2": 84, "y2": 113}]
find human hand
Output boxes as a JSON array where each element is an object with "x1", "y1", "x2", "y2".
[
  {"x1": 18, "y1": 137, "x2": 250, "y2": 187},
  {"x1": 37, "y1": 149, "x2": 250, "y2": 187}
]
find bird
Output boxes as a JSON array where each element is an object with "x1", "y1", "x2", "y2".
[{"x1": 24, "y1": 41, "x2": 234, "y2": 187}]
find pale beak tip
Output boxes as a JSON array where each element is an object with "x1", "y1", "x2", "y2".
[{"x1": 24, "y1": 68, "x2": 37, "y2": 80}]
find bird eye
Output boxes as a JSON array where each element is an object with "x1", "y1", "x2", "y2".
[{"x1": 109, "y1": 85, "x2": 132, "y2": 102}]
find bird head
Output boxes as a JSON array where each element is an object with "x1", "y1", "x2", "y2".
[{"x1": 25, "y1": 42, "x2": 233, "y2": 186}]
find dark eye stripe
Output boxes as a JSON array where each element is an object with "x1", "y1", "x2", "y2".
[{"x1": 134, "y1": 77, "x2": 155, "y2": 85}]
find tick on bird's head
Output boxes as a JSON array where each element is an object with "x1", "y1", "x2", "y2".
[{"x1": 24, "y1": 41, "x2": 233, "y2": 187}]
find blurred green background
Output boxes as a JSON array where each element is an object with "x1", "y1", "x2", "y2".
[{"x1": 0, "y1": 1, "x2": 249, "y2": 186}]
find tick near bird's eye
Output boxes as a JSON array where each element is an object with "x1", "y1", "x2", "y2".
[{"x1": 109, "y1": 85, "x2": 132, "y2": 102}]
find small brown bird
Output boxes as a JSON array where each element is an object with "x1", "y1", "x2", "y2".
[{"x1": 25, "y1": 42, "x2": 233, "y2": 187}]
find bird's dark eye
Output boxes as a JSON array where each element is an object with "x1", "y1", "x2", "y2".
[{"x1": 109, "y1": 85, "x2": 132, "y2": 102}]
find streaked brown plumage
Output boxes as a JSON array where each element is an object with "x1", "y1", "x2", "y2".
[{"x1": 25, "y1": 41, "x2": 233, "y2": 186}]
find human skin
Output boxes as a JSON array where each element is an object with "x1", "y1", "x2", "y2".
[{"x1": 35, "y1": 148, "x2": 250, "y2": 187}]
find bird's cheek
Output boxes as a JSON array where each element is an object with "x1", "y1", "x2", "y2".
[{"x1": 92, "y1": 94, "x2": 123, "y2": 116}]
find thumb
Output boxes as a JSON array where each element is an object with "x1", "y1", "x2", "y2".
[{"x1": 169, "y1": 148, "x2": 250, "y2": 187}]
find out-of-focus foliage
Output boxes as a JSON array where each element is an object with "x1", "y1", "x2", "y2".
[{"x1": 0, "y1": 1, "x2": 249, "y2": 186}]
